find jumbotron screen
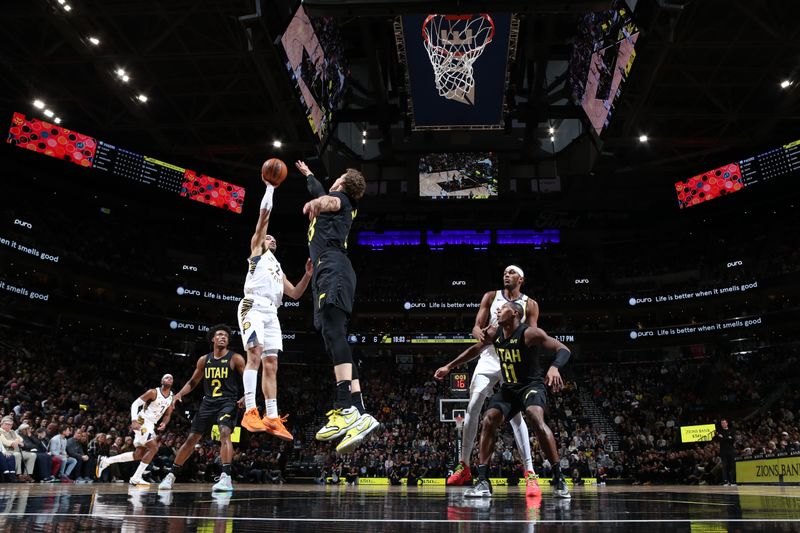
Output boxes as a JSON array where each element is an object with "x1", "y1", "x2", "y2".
[
  {"x1": 419, "y1": 152, "x2": 498, "y2": 199},
  {"x1": 7, "y1": 112, "x2": 245, "y2": 213},
  {"x1": 676, "y1": 138, "x2": 800, "y2": 208},
  {"x1": 569, "y1": 0, "x2": 639, "y2": 135},
  {"x1": 280, "y1": 5, "x2": 348, "y2": 141}
]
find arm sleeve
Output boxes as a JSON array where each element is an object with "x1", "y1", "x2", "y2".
[
  {"x1": 131, "y1": 398, "x2": 146, "y2": 421},
  {"x1": 306, "y1": 174, "x2": 326, "y2": 198},
  {"x1": 552, "y1": 348, "x2": 571, "y2": 369},
  {"x1": 259, "y1": 184, "x2": 275, "y2": 211}
]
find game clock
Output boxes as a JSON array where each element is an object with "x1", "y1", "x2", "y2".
[{"x1": 450, "y1": 372, "x2": 469, "y2": 394}]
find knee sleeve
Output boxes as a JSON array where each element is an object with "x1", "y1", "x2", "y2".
[{"x1": 320, "y1": 306, "x2": 352, "y2": 366}]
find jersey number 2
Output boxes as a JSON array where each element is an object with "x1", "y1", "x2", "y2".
[{"x1": 211, "y1": 379, "x2": 222, "y2": 397}]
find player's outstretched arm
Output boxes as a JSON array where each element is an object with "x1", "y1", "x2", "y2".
[
  {"x1": 174, "y1": 355, "x2": 205, "y2": 403},
  {"x1": 250, "y1": 184, "x2": 274, "y2": 254},
  {"x1": 471, "y1": 291, "x2": 495, "y2": 341},
  {"x1": 296, "y1": 160, "x2": 326, "y2": 198},
  {"x1": 283, "y1": 258, "x2": 313, "y2": 299},
  {"x1": 524, "y1": 327, "x2": 570, "y2": 392},
  {"x1": 434, "y1": 327, "x2": 497, "y2": 380},
  {"x1": 130, "y1": 389, "x2": 156, "y2": 430}
]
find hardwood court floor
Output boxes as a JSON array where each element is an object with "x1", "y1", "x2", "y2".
[{"x1": 1, "y1": 482, "x2": 799, "y2": 532}]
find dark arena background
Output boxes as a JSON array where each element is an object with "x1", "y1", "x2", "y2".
[{"x1": 1, "y1": 0, "x2": 800, "y2": 531}]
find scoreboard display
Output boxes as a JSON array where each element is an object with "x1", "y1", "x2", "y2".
[
  {"x1": 7, "y1": 112, "x2": 245, "y2": 213},
  {"x1": 450, "y1": 372, "x2": 470, "y2": 394},
  {"x1": 676, "y1": 138, "x2": 800, "y2": 209}
]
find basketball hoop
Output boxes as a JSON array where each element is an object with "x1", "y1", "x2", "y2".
[
  {"x1": 422, "y1": 14, "x2": 495, "y2": 106},
  {"x1": 455, "y1": 414, "x2": 464, "y2": 431}
]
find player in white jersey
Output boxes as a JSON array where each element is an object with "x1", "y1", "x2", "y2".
[
  {"x1": 239, "y1": 182, "x2": 312, "y2": 439},
  {"x1": 96, "y1": 374, "x2": 175, "y2": 486},
  {"x1": 434, "y1": 265, "x2": 542, "y2": 496}
]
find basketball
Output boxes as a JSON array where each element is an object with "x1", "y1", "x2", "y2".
[{"x1": 261, "y1": 158, "x2": 288, "y2": 187}]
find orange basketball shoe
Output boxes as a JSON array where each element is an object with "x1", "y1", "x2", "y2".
[
  {"x1": 263, "y1": 414, "x2": 294, "y2": 441},
  {"x1": 524, "y1": 471, "x2": 541, "y2": 497},
  {"x1": 447, "y1": 461, "x2": 472, "y2": 486},
  {"x1": 242, "y1": 407, "x2": 267, "y2": 432}
]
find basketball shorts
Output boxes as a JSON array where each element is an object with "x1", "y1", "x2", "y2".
[
  {"x1": 486, "y1": 381, "x2": 548, "y2": 421},
  {"x1": 190, "y1": 397, "x2": 238, "y2": 435},
  {"x1": 312, "y1": 253, "x2": 356, "y2": 330},
  {"x1": 238, "y1": 296, "x2": 283, "y2": 352},
  {"x1": 133, "y1": 420, "x2": 156, "y2": 447},
  {"x1": 470, "y1": 345, "x2": 501, "y2": 396}
]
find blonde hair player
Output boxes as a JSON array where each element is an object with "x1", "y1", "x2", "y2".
[
  {"x1": 434, "y1": 265, "x2": 542, "y2": 496},
  {"x1": 238, "y1": 181, "x2": 313, "y2": 439},
  {"x1": 96, "y1": 374, "x2": 175, "y2": 486}
]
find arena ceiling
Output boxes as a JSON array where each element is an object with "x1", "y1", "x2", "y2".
[{"x1": 1, "y1": 0, "x2": 798, "y2": 206}]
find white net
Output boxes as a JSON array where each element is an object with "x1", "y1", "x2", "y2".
[{"x1": 422, "y1": 14, "x2": 495, "y2": 105}]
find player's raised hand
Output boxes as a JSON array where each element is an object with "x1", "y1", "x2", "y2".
[
  {"x1": 295, "y1": 160, "x2": 312, "y2": 177},
  {"x1": 305, "y1": 258, "x2": 313, "y2": 275},
  {"x1": 434, "y1": 365, "x2": 451, "y2": 381},
  {"x1": 545, "y1": 367, "x2": 564, "y2": 393}
]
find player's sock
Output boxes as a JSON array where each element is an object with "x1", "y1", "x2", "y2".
[
  {"x1": 222, "y1": 464, "x2": 232, "y2": 476},
  {"x1": 351, "y1": 391, "x2": 365, "y2": 415},
  {"x1": 244, "y1": 369, "x2": 258, "y2": 410},
  {"x1": 104, "y1": 452, "x2": 135, "y2": 465},
  {"x1": 265, "y1": 398, "x2": 278, "y2": 418},
  {"x1": 132, "y1": 461, "x2": 149, "y2": 479},
  {"x1": 477, "y1": 464, "x2": 488, "y2": 482},
  {"x1": 335, "y1": 380, "x2": 351, "y2": 409},
  {"x1": 552, "y1": 463, "x2": 562, "y2": 480},
  {"x1": 171, "y1": 463, "x2": 183, "y2": 475}
]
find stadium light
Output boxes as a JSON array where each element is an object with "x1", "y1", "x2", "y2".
[
  {"x1": 272, "y1": 140, "x2": 282, "y2": 148},
  {"x1": 639, "y1": 134, "x2": 649, "y2": 143},
  {"x1": 780, "y1": 79, "x2": 793, "y2": 89},
  {"x1": 54, "y1": 117, "x2": 62, "y2": 124},
  {"x1": 88, "y1": 36, "x2": 100, "y2": 46},
  {"x1": 33, "y1": 99, "x2": 45, "y2": 109},
  {"x1": 43, "y1": 109, "x2": 54, "y2": 118},
  {"x1": 136, "y1": 94, "x2": 148, "y2": 103},
  {"x1": 548, "y1": 126, "x2": 555, "y2": 135}
]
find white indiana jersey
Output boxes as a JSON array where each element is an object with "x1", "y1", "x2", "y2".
[
  {"x1": 141, "y1": 389, "x2": 173, "y2": 424},
  {"x1": 243, "y1": 250, "x2": 284, "y2": 306},
  {"x1": 476, "y1": 290, "x2": 530, "y2": 370}
]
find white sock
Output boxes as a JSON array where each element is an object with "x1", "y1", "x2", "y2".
[
  {"x1": 132, "y1": 461, "x2": 149, "y2": 479},
  {"x1": 265, "y1": 398, "x2": 278, "y2": 418},
  {"x1": 105, "y1": 452, "x2": 135, "y2": 465},
  {"x1": 461, "y1": 393, "x2": 485, "y2": 464},
  {"x1": 243, "y1": 369, "x2": 258, "y2": 410},
  {"x1": 510, "y1": 412, "x2": 535, "y2": 473}
]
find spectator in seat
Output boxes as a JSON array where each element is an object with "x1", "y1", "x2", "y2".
[
  {"x1": 0, "y1": 417, "x2": 35, "y2": 482},
  {"x1": 18, "y1": 423, "x2": 55, "y2": 482},
  {"x1": 49, "y1": 425, "x2": 77, "y2": 482}
]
